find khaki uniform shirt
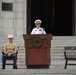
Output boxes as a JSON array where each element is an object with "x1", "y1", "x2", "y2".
[{"x1": 4, "y1": 42, "x2": 18, "y2": 53}]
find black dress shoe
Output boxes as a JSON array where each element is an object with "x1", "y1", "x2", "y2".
[
  {"x1": 2, "y1": 65, "x2": 5, "y2": 69},
  {"x1": 13, "y1": 65, "x2": 18, "y2": 69}
]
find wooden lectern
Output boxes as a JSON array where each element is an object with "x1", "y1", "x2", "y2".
[{"x1": 23, "y1": 34, "x2": 52, "y2": 68}]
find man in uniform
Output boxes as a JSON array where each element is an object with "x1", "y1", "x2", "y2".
[
  {"x1": 31, "y1": 19, "x2": 46, "y2": 34},
  {"x1": 2, "y1": 34, "x2": 18, "y2": 69}
]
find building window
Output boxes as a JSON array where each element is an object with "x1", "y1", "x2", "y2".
[{"x1": 2, "y1": 2, "x2": 13, "y2": 11}]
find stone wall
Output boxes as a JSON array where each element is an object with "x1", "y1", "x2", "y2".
[{"x1": 0, "y1": 0, "x2": 26, "y2": 36}]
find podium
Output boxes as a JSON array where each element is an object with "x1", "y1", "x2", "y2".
[{"x1": 23, "y1": 34, "x2": 52, "y2": 68}]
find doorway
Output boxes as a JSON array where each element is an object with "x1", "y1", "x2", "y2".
[
  {"x1": 54, "y1": 0, "x2": 72, "y2": 36},
  {"x1": 27, "y1": 0, "x2": 73, "y2": 36}
]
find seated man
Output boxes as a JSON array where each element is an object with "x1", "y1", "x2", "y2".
[{"x1": 2, "y1": 34, "x2": 18, "y2": 69}]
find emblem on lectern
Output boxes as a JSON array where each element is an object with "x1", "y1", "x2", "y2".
[{"x1": 33, "y1": 37, "x2": 42, "y2": 47}]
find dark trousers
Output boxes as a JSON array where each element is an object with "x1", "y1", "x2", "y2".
[{"x1": 2, "y1": 54, "x2": 17, "y2": 66}]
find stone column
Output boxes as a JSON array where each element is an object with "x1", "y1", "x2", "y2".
[{"x1": 13, "y1": 0, "x2": 26, "y2": 36}]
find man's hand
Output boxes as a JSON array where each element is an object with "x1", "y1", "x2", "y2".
[
  {"x1": 12, "y1": 51, "x2": 17, "y2": 54},
  {"x1": 3, "y1": 51, "x2": 8, "y2": 54},
  {"x1": 8, "y1": 53, "x2": 12, "y2": 57}
]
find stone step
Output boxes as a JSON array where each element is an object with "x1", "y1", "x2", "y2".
[
  {"x1": 1, "y1": 69, "x2": 76, "y2": 74},
  {"x1": 0, "y1": 50, "x2": 64, "y2": 54},
  {"x1": 0, "y1": 62, "x2": 75, "y2": 69},
  {"x1": 0, "y1": 38, "x2": 76, "y2": 46},
  {"x1": 0, "y1": 58, "x2": 64, "y2": 62},
  {"x1": 0, "y1": 45, "x2": 74, "y2": 49},
  {"x1": 0, "y1": 50, "x2": 63, "y2": 54}
]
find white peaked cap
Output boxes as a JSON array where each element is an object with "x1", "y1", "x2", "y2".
[
  {"x1": 7, "y1": 34, "x2": 14, "y2": 38},
  {"x1": 34, "y1": 19, "x2": 42, "y2": 24}
]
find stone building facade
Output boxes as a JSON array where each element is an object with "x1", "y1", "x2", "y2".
[
  {"x1": 0, "y1": 0, "x2": 76, "y2": 36},
  {"x1": 0, "y1": 0, "x2": 26, "y2": 36}
]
